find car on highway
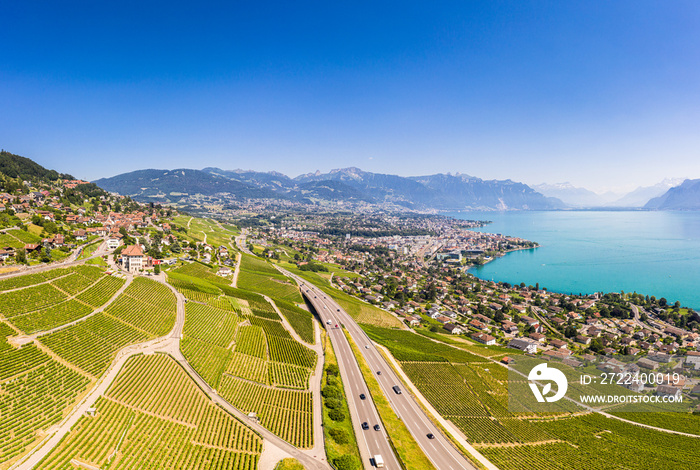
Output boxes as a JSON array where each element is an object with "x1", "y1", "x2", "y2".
[
  {"x1": 427, "y1": 433, "x2": 435, "y2": 439},
  {"x1": 365, "y1": 345, "x2": 369, "y2": 349},
  {"x1": 377, "y1": 371, "x2": 382, "y2": 375},
  {"x1": 359, "y1": 393, "x2": 366, "y2": 400},
  {"x1": 335, "y1": 324, "x2": 338, "y2": 328},
  {"x1": 337, "y1": 308, "x2": 340, "y2": 312},
  {"x1": 373, "y1": 424, "x2": 380, "y2": 431},
  {"x1": 392, "y1": 385, "x2": 402, "y2": 394},
  {"x1": 362, "y1": 422, "x2": 369, "y2": 430}
]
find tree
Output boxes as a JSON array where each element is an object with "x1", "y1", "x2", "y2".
[
  {"x1": 15, "y1": 248, "x2": 27, "y2": 264},
  {"x1": 329, "y1": 427, "x2": 349, "y2": 445},
  {"x1": 328, "y1": 408, "x2": 345, "y2": 422},
  {"x1": 324, "y1": 398, "x2": 342, "y2": 410},
  {"x1": 333, "y1": 454, "x2": 360, "y2": 470},
  {"x1": 154, "y1": 264, "x2": 161, "y2": 275}
]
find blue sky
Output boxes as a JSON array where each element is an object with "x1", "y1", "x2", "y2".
[{"x1": 2, "y1": 1, "x2": 699, "y2": 192}]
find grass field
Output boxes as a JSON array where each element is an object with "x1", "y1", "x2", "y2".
[
  {"x1": 279, "y1": 261, "x2": 403, "y2": 328},
  {"x1": 237, "y1": 255, "x2": 303, "y2": 303}
]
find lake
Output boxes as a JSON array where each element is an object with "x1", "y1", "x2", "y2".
[{"x1": 449, "y1": 211, "x2": 700, "y2": 309}]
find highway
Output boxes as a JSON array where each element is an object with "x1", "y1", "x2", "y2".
[
  {"x1": 285, "y1": 269, "x2": 477, "y2": 470},
  {"x1": 299, "y1": 284, "x2": 401, "y2": 469}
]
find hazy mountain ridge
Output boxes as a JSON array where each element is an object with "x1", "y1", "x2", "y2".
[
  {"x1": 535, "y1": 178, "x2": 688, "y2": 208},
  {"x1": 532, "y1": 182, "x2": 608, "y2": 207},
  {"x1": 644, "y1": 179, "x2": 700, "y2": 210}
]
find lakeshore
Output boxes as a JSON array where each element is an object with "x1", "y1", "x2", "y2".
[{"x1": 452, "y1": 210, "x2": 700, "y2": 309}]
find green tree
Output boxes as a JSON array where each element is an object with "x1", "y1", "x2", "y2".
[
  {"x1": 328, "y1": 408, "x2": 345, "y2": 422},
  {"x1": 329, "y1": 427, "x2": 349, "y2": 445},
  {"x1": 333, "y1": 455, "x2": 360, "y2": 470}
]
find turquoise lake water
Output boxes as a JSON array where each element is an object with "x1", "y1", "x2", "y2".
[{"x1": 449, "y1": 211, "x2": 700, "y2": 309}]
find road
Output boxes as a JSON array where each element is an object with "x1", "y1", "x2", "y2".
[
  {"x1": 295, "y1": 282, "x2": 402, "y2": 470},
  {"x1": 286, "y1": 270, "x2": 478, "y2": 470},
  {"x1": 0, "y1": 238, "x2": 110, "y2": 280},
  {"x1": 631, "y1": 304, "x2": 665, "y2": 335}
]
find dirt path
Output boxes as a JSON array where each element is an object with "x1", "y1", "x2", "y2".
[{"x1": 232, "y1": 252, "x2": 242, "y2": 288}]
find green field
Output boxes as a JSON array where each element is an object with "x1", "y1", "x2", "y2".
[{"x1": 238, "y1": 255, "x2": 303, "y2": 303}]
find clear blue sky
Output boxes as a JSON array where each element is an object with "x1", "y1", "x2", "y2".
[{"x1": 2, "y1": 1, "x2": 699, "y2": 192}]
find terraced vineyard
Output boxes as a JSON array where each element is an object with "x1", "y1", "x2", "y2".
[
  {"x1": 219, "y1": 375, "x2": 313, "y2": 448},
  {"x1": 0, "y1": 266, "x2": 125, "y2": 334},
  {"x1": 274, "y1": 298, "x2": 315, "y2": 344},
  {"x1": 0, "y1": 353, "x2": 90, "y2": 464},
  {"x1": 36, "y1": 354, "x2": 262, "y2": 470},
  {"x1": 178, "y1": 278, "x2": 318, "y2": 448},
  {"x1": 103, "y1": 277, "x2": 176, "y2": 336},
  {"x1": 366, "y1": 324, "x2": 700, "y2": 469},
  {"x1": 41, "y1": 312, "x2": 149, "y2": 377}
]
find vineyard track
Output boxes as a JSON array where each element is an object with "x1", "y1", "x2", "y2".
[
  {"x1": 232, "y1": 252, "x2": 242, "y2": 288},
  {"x1": 0, "y1": 239, "x2": 109, "y2": 280}
]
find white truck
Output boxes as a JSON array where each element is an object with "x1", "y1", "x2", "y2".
[{"x1": 374, "y1": 454, "x2": 384, "y2": 468}]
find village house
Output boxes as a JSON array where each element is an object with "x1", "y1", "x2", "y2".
[
  {"x1": 471, "y1": 332, "x2": 496, "y2": 345},
  {"x1": 121, "y1": 244, "x2": 144, "y2": 273},
  {"x1": 508, "y1": 338, "x2": 538, "y2": 354}
]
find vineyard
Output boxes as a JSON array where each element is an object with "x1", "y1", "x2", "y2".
[
  {"x1": 364, "y1": 323, "x2": 700, "y2": 470},
  {"x1": 1, "y1": 266, "x2": 125, "y2": 335},
  {"x1": 41, "y1": 312, "x2": 149, "y2": 377},
  {"x1": 178, "y1": 277, "x2": 318, "y2": 448},
  {"x1": 274, "y1": 298, "x2": 315, "y2": 344},
  {"x1": 219, "y1": 375, "x2": 313, "y2": 448},
  {"x1": 36, "y1": 354, "x2": 262, "y2": 470},
  {"x1": 103, "y1": 277, "x2": 176, "y2": 336},
  {"x1": 0, "y1": 360, "x2": 90, "y2": 464}
]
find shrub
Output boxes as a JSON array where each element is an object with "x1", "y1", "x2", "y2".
[
  {"x1": 333, "y1": 454, "x2": 360, "y2": 470},
  {"x1": 328, "y1": 408, "x2": 345, "y2": 422},
  {"x1": 324, "y1": 398, "x2": 342, "y2": 410},
  {"x1": 322, "y1": 385, "x2": 341, "y2": 399},
  {"x1": 328, "y1": 427, "x2": 349, "y2": 445}
]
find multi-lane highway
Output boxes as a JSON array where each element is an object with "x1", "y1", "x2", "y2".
[
  {"x1": 298, "y1": 283, "x2": 401, "y2": 469},
  {"x1": 283, "y1": 269, "x2": 478, "y2": 470}
]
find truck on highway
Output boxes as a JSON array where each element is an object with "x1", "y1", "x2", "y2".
[{"x1": 374, "y1": 454, "x2": 384, "y2": 468}]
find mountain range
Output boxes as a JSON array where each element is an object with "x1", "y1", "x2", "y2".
[
  {"x1": 2, "y1": 149, "x2": 698, "y2": 211},
  {"x1": 95, "y1": 167, "x2": 566, "y2": 211},
  {"x1": 644, "y1": 179, "x2": 700, "y2": 210},
  {"x1": 534, "y1": 178, "x2": 686, "y2": 208}
]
